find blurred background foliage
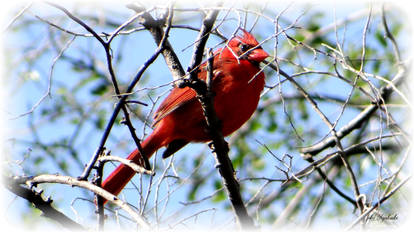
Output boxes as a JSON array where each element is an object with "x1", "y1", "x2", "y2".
[{"x1": 2, "y1": 1, "x2": 411, "y2": 230}]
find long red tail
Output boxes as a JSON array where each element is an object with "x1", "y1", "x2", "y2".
[{"x1": 102, "y1": 133, "x2": 161, "y2": 198}]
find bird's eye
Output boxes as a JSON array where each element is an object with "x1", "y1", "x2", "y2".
[{"x1": 239, "y1": 43, "x2": 250, "y2": 52}]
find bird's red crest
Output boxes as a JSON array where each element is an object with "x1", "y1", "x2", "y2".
[{"x1": 229, "y1": 28, "x2": 260, "y2": 47}]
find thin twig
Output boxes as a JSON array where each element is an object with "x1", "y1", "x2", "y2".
[
  {"x1": 98, "y1": 156, "x2": 155, "y2": 176},
  {"x1": 127, "y1": 3, "x2": 186, "y2": 81},
  {"x1": 78, "y1": 12, "x2": 173, "y2": 179},
  {"x1": 11, "y1": 36, "x2": 76, "y2": 119},
  {"x1": 3, "y1": 2, "x2": 33, "y2": 32},
  {"x1": 305, "y1": 180, "x2": 327, "y2": 228},
  {"x1": 45, "y1": 2, "x2": 106, "y2": 45},
  {"x1": 381, "y1": 4, "x2": 401, "y2": 64},
  {"x1": 346, "y1": 176, "x2": 411, "y2": 230},
  {"x1": 267, "y1": 57, "x2": 364, "y2": 210},
  {"x1": 274, "y1": 177, "x2": 315, "y2": 226}
]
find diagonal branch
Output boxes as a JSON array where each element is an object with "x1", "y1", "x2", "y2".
[
  {"x1": 46, "y1": 2, "x2": 167, "y2": 177},
  {"x1": 4, "y1": 175, "x2": 84, "y2": 230},
  {"x1": 177, "y1": 6, "x2": 255, "y2": 229},
  {"x1": 298, "y1": 65, "x2": 405, "y2": 157},
  {"x1": 127, "y1": 3, "x2": 186, "y2": 81},
  {"x1": 129, "y1": 3, "x2": 254, "y2": 227},
  {"x1": 98, "y1": 155, "x2": 155, "y2": 176},
  {"x1": 184, "y1": 7, "x2": 222, "y2": 85},
  {"x1": 78, "y1": 16, "x2": 173, "y2": 180},
  {"x1": 345, "y1": 175, "x2": 411, "y2": 230},
  {"x1": 262, "y1": 58, "x2": 405, "y2": 158},
  {"x1": 13, "y1": 174, "x2": 151, "y2": 229}
]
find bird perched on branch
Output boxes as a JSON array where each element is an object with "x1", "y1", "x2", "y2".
[{"x1": 102, "y1": 29, "x2": 269, "y2": 199}]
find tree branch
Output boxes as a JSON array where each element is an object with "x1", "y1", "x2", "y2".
[
  {"x1": 181, "y1": 6, "x2": 221, "y2": 86},
  {"x1": 130, "y1": 2, "x2": 255, "y2": 228},
  {"x1": 346, "y1": 175, "x2": 411, "y2": 230},
  {"x1": 94, "y1": 158, "x2": 105, "y2": 231},
  {"x1": 291, "y1": 141, "x2": 399, "y2": 183},
  {"x1": 76, "y1": 6, "x2": 173, "y2": 180},
  {"x1": 178, "y1": 9, "x2": 255, "y2": 229},
  {"x1": 381, "y1": 5, "x2": 401, "y2": 64},
  {"x1": 266, "y1": 59, "x2": 365, "y2": 211},
  {"x1": 262, "y1": 58, "x2": 405, "y2": 158},
  {"x1": 4, "y1": 175, "x2": 84, "y2": 230},
  {"x1": 295, "y1": 32, "x2": 406, "y2": 157},
  {"x1": 98, "y1": 155, "x2": 155, "y2": 176},
  {"x1": 274, "y1": 176, "x2": 316, "y2": 226},
  {"x1": 127, "y1": 3, "x2": 186, "y2": 81},
  {"x1": 13, "y1": 174, "x2": 151, "y2": 229}
]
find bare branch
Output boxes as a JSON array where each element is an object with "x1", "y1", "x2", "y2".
[
  {"x1": 10, "y1": 36, "x2": 76, "y2": 119},
  {"x1": 4, "y1": 175, "x2": 84, "y2": 230},
  {"x1": 77, "y1": 5, "x2": 174, "y2": 179},
  {"x1": 382, "y1": 5, "x2": 402, "y2": 64},
  {"x1": 181, "y1": 7, "x2": 222, "y2": 86},
  {"x1": 127, "y1": 3, "x2": 186, "y2": 81},
  {"x1": 299, "y1": 65, "x2": 405, "y2": 157},
  {"x1": 274, "y1": 177, "x2": 316, "y2": 226},
  {"x1": 346, "y1": 176, "x2": 411, "y2": 230},
  {"x1": 176, "y1": 6, "x2": 255, "y2": 228},
  {"x1": 45, "y1": 1, "x2": 106, "y2": 45},
  {"x1": 98, "y1": 155, "x2": 155, "y2": 176},
  {"x1": 17, "y1": 174, "x2": 151, "y2": 229},
  {"x1": 3, "y1": 2, "x2": 33, "y2": 31},
  {"x1": 292, "y1": 139, "x2": 399, "y2": 182},
  {"x1": 94, "y1": 157, "x2": 105, "y2": 231},
  {"x1": 268, "y1": 57, "x2": 364, "y2": 211}
]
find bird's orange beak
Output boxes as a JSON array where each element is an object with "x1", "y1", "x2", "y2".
[{"x1": 248, "y1": 48, "x2": 269, "y2": 63}]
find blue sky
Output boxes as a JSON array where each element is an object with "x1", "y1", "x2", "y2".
[{"x1": 1, "y1": 1, "x2": 412, "y2": 230}]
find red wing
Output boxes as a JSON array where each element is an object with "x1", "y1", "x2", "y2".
[
  {"x1": 152, "y1": 59, "x2": 227, "y2": 127},
  {"x1": 152, "y1": 86, "x2": 197, "y2": 126}
]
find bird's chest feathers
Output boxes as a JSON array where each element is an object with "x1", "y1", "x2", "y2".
[
  {"x1": 211, "y1": 63, "x2": 264, "y2": 130},
  {"x1": 212, "y1": 62, "x2": 264, "y2": 99}
]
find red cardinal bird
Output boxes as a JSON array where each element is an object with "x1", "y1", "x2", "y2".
[{"x1": 102, "y1": 29, "x2": 269, "y2": 198}]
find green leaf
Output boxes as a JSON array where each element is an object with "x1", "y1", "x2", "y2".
[
  {"x1": 298, "y1": 99, "x2": 308, "y2": 120},
  {"x1": 187, "y1": 178, "x2": 201, "y2": 201},
  {"x1": 391, "y1": 23, "x2": 402, "y2": 36},
  {"x1": 293, "y1": 33, "x2": 305, "y2": 42},
  {"x1": 212, "y1": 180, "x2": 225, "y2": 202},
  {"x1": 373, "y1": 59, "x2": 381, "y2": 73},
  {"x1": 95, "y1": 110, "x2": 106, "y2": 129},
  {"x1": 375, "y1": 31, "x2": 387, "y2": 47},
  {"x1": 73, "y1": 73, "x2": 100, "y2": 93},
  {"x1": 250, "y1": 120, "x2": 262, "y2": 132},
  {"x1": 252, "y1": 158, "x2": 265, "y2": 170},
  {"x1": 308, "y1": 23, "x2": 320, "y2": 32},
  {"x1": 58, "y1": 161, "x2": 68, "y2": 172},
  {"x1": 345, "y1": 176, "x2": 351, "y2": 188},
  {"x1": 70, "y1": 118, "x2": 80, "y2": 125},
  {"x1": 267, "y1": 121, "x2": 278, "y2": 132},
  {"x1": 91, "y1": 83, "x2": 108, "y2": 96},
  {"x1": 33, "y1": 156, "x2": 44, "y2": 166},
  {"x1": 56, "y1": 87, "x2": 66, "y2": 95}
]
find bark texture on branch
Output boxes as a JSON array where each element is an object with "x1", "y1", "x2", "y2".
[
  {"x1": 4, "y1": 175, "x2": 84, "y2": 230},
  {"x1": 180, "y1": 8, "x2": 256, "y2": 228}
]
